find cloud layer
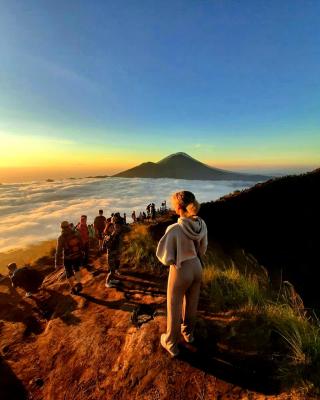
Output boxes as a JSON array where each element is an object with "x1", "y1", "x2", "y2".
[{"x1": 0, "y1": 177, "x2": 253, "y2": 252}]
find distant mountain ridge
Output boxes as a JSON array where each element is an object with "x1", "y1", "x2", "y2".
[{"x1": 113, "y1": 152, "x2": 268, "y2": 181}]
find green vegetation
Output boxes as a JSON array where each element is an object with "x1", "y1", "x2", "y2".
[
  {"x1": 122, "y1": 222, "x2": 320, "y2": 393},
  {"x1": 121, "y1": 225, "x2": 163, "y2": 275},
  {"x1": 202, "y1": 264, "x2": 267, "y2": 311},
  {"x1": 269, "y1": 305, "x2": 320, "y2": 391},
  {"x1": 202, "y1": 262, "x2": 320, "y2": 393}
]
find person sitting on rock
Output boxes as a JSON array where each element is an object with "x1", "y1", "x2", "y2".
[
  {"x1": 105, "y1": 216, "x2": 123, "y2": 288},
  {"x1": 55, "y1": 220, "x2": 84, "y2": 294},
  {"x1": 7, "y1": 262, "x2": 43, "y2": 297}
]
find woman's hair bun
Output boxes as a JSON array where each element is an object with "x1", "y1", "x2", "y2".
[
  {"x1": 172, "y1": 191, "x2": 200, "y2": 216},
  {"x1": 186, "y1": 200, "x2": 200, "y2": 216}
]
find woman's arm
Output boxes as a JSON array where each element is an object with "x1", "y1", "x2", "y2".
[
  {"x1": 156, "y1": 227, "x2": 177, "y2": 266},
  {"x1": 199, "y1": 223, "x2": 208, "y2": 256}
]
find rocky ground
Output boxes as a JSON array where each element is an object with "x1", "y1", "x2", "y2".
[{"x1": 0, "y1": 251, "x2": 317, "y2": 400}]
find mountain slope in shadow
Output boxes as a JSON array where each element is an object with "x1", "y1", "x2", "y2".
[{"x1": 199, "y1": 168, "x2": 320, "y2": 308}]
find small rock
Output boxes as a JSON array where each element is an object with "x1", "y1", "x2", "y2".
[
  {"x1": 2, "y1": 345, "x2": 10, "y2": 354},
  {"x1": 29, "y1": 377, "x2": 44, "y2": 388},
  {"x1": 35, "y1": 378, "x2": 44, "y2": 387}
]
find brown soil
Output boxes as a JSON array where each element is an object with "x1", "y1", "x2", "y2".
[{"x1": 0, "y1": 253, "x2": 317, "y2": 400}]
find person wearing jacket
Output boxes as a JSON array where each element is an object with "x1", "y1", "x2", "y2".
[
  {"x1": 105, "y1": 218, "x2": 122, "y2": 288},
  {"x1": 156, "y1": 191, "x2": 208, "y2": 357},
  {"x1": 55, "y1": 221, "x2": 84, "y2": 294},
  {"x1": 7, "y1": 262, "x2": 42, "y2": 297},
  {"x1": 76, "y1": 215, "x2": 90, "y2": 267}
]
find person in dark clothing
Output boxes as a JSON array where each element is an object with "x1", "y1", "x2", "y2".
[
  {"x1": 146, "y1": 204, "x2": 151, "y2": 219},
  {"x1": 105, "y1": 222, "x2": 122, "y2": 288},
  {"x1": 113, "y1": 212, "x2": 123, "y2": 225},
  {"x1": 151, "y1": 203, "x2": 156, "y2": 220},
  {"x1": 7, "y1": 263, "x2": 42, "y2": 297},
  {"x1": 94, "y1": 210, "x2": 107, "y2": 251},
  {"x1": 76, "y1": 215, "x2": 90, "y2": 267},
  {"x1": 55, "y1": 221, "x2": 84, "y2": 294},
  {"x1": 102, "y1": 217, "x2": 114, "y2": 252}
]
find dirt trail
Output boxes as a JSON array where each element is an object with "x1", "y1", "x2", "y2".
[{"x1": 0, "y1": 255, "x2": 314, "y2": 400}]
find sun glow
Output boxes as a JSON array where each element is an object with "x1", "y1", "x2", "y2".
[{"x1": 0, "y1": 132, "x2": 140, "y2": 181}]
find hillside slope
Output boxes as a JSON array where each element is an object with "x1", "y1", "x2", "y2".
[
  {"x1": 1, "y1": 245, "x2": 312, "y2": 400},
  {"x1": 199, "y1": 168, "x2": 320, "y2": 307}
]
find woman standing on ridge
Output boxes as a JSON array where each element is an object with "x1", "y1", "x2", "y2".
[{"x1": 156, "y1": 191, "x2": 208, "y2": 357}]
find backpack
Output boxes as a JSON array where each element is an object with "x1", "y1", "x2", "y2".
[
  {"x1": 88, "y1": 224, "x2": 95, "y2": 239},
  {"x1": 103, "y1": 233, "x2": 117, "y2": 252},
  {"x1": 131, "y1": 304, "x2": 156, "y2": 328},
  {"x1": 64, "y1": 232, "x2": 82, "y2": 257}
]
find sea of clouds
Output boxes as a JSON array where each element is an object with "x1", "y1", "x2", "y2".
[{"x1": 0, "y1": 177, "x2": 254, "y2": 252}]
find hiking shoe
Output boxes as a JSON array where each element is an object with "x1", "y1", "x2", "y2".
[
  {"x1": 71, "y1": 283, "x2": 83, "y2": 294},
  {"x1": 105, "y1": 282, "x2": 116, "y2": 288},
  {"x1": 75, "y1": 283, "x2": 83, "y2": 293},
  {"x1": 160, "y1": 334, "x2": 179, "y2": 357},
  {"x1": 182, "y1": 333, "x2": 195, "y2": 344},
  {"x1": 71, "y1": 287, "x2": 78, "y2": 294}
]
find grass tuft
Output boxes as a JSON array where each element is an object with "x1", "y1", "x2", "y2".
[
  {"x1": 121, "y1": 222, "x2": 320, "y2": 393},
  {"x1": 202, "y1": 264, "x2": 267, "y2": 311},
  {"x1": 202, "y1": 262, "x2": 320, "y2": 393},
  {"x1": 121, "y1": 224, "x2": 164, "y2": 275},
  {"x1": 271, "y1": 307, "x2": 320, "y2": 391}
]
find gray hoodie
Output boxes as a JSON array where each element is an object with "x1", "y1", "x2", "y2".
[{"x1": 156, "y1": 216, "x2": 208, "y2": 268}]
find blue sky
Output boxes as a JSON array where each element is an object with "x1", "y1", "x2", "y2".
[{"x1": 0, "y1": 0, "x2": 319, "y2": 180}]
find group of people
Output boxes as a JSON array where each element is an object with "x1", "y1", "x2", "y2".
[
  {"x1": 7, "y1": 193, "x2": 207, "y2": 359},
  {"x1": 131, "y1": 201, "x2": 166, "y2": 223},
  {"x1": 54, "y1": 194, "x2": 207, "y2": 357},
  {"x1": 55, "y1": 209, "x2": 126, "y2": 293},
  {"x1": 146, "y1": 203, "x2": 156, "y2": 219}
]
